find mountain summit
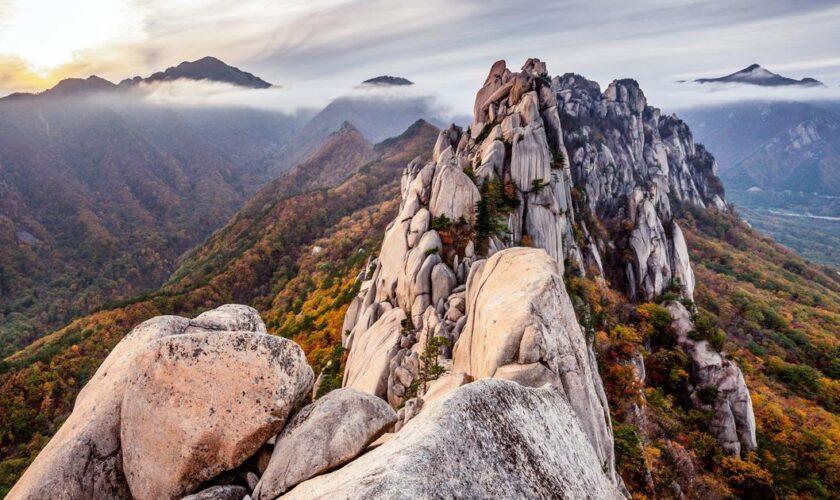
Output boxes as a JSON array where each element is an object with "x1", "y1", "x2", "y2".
[
  {"x1": 41, "y1": 75, "x2": 117, "y2": 97},
  {"x1": 120, "y1": 56, "x2": 273, "y2": 88},
  {"x1": 361, "y1": 76, "x2": 413, "y2": 86},
  {"x1": 695, "y1": 63, "x2": 824, "y2": 87}
]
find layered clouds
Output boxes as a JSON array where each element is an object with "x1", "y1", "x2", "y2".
[{"x1": 1, "y1": 0, "x2": 839, "y2": 111}]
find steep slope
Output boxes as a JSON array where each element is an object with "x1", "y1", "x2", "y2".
[
  {"x1": 275, "y1": 79, "x2": 450, "y2": 171},
  {"x1": 678, "y1": 206, "x2": 840, "y2": 497},
  {"x1": 0, "y1": 82, "x2": 306, "y2": 356},
  {"x1": 679, "y1": 101, "x2": 831, "y2": 172},
  {"x1": 680, "y1": 101, "x2": 840, "y2": 267},
  {"x1": 682, "y1": 101, "x2": 840, "y2": 195},
  {"x1": 725, "y1": 113, "x2": 840, "y2": 194},
  {"x1": 0, "y1": 120, "x2": 439, "y2": 496},
  {"x1": 694, "y1": 64, "x2": 823, "y2": 87},
  {"x1": 275, "y1": 121, "x2": 375, "y2": 195}
]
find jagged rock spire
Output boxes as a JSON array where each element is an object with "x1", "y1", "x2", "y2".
[{"x1": 339, "y1": 57, "x2": 754, "y2": 496}]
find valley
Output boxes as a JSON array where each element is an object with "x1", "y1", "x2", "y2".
[{"x1": 0, "y1": 59, "x2": 450, "y2": 358}]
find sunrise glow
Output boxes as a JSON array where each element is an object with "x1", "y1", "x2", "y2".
[{"x1": 0, "y1": 0, "x2": 145, "y2": 72}]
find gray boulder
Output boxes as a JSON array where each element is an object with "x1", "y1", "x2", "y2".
[
  {"x1": 281, "y1": 380, "x2": 623, "y2": 499},
  {"x1": 187, "y1": 304, "x2": 267, "y2": 334},
  {"x1": 253, "y1": 389, "x2": 396, "y2": 499},
  {"x1": 452, "y1": 248, "x2": 618, "y2": 484},
  {"x1": 181, "y1": 485, "x2": 247, "y2": 500},
  {"x1": 343, "y1": 308, "x2": 406, "y2": 398}
]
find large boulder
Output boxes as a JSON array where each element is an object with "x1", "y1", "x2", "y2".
[
  {"x1": 452, "y1": 247, "x2": 618, "y2": 484},
  {"x1": 8, "y1": 306, "x2": 269, "y2": 500},
  {"x1": 187, "y1": 304, "x2": 267, "y2": 334},
  {"x1": 666, "y1": 302, "x2": 757, "y2": 456},
  {"x1": 120, "y1": 331, "x2": 313, "y2": 500},
  {"x1": 6, "y1": 315, "x2": 191, "y2": 500},
  {"x1": 253, "y1": 388, "x2": 396, "y2": 499},
  {"x1": 343, "y1": 307, "x2": 406, "y2": 398},
  {"x1": 281, "y1": 380, "x2": 623, "y2": 499}
]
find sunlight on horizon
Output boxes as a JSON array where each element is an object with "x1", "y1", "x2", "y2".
[{"x1": 0, "y1": 0, "x2": 146, "y2": 73}]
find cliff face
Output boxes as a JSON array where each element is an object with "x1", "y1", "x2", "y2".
[
  {"x1": 340, "y1": 58, "x2": 756, "y2": 492},
  {"x1": 462, "y1": 60, "x2": 726, "y2": 302}
]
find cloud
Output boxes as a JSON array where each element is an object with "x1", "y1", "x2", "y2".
[
  {"x1": 648, "y1": 81, "x2": 840, "y2": 111},
  {"x1": 125, "y1": 78, "x2": 330, "y2": 114},
  {"x1": 2, "y1": 0, "x2": 840, "y2": 113},
  {"x1": 112, "y1": 76, "x2": 466, "y2": 126}
]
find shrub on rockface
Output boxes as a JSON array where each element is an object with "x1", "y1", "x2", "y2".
[
  {"x1": 474, "y1": 178, "x2": 518, "y2": 253},
  {"x1": 690, "y1": 309, "x2": 726, "y2": 352}
]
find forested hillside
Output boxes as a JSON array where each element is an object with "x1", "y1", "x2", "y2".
[
  {"x1": 583, "y1": 204, "x2": 840, "y2": 497},
  {"x1": 0, "y1": 120, "x2": 438, "y2": 495},
  {"x1": 0, "y1": 85, "x2": 305, "y2": 356}
]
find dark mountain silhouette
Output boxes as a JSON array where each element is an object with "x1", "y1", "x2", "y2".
[
  {"x1": 362, "y1": 76, "x2": 413, "y2": 86},
  {"x1": 120, "y1": 56, "x2": 273, "y2": 88},
  {"x1": 694, "y1": 63, "x2": 823, "y2": 87}
]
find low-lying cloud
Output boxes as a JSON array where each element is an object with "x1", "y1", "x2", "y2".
[
  {"x1": 648, "y1": 81, "x2": 840, "y2": 112},
  {"x1": 125, "y1": 77, "x2": 467, "y2": 124}
]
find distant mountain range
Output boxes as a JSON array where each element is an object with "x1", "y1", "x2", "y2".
[
  {"x1": 681, "y1": 101, "x2": 840, "y2": 194},
  {"x1": 680, "y1": 91, "x2": 840, "y2": 267},
  {"x1": 693, "y1": 63, "x2": 824, "y2": 87},
  {"x1": 0, "y1": 57, "x2": 455, "y2": 356},
  {"x1": 1, "y1": 57, "x2": 275, "y2": 101}
]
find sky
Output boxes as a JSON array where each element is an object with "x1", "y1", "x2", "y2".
[{"x1": 1, "y1": 0, "x2": 840, "y2": 113}]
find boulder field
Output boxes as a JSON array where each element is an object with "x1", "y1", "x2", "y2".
[{"x1": 8, "y1": 302, "x2": 625, "y2": 499}]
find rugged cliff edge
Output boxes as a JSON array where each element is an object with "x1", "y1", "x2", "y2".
[
  {"x1": 8, "y1": 58, "x2": 759, "y2": 499},
  {"x1": 340, "y1": 58, "x2": 755, "y2": 481}
]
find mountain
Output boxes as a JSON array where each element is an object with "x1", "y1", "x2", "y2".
[
  {"x1": 274, "y1": 121, "x2": 374, "y2": 195},
  {"x1": 680, "y1": 101, "x2": 840, "y2": 267},
  {"x1": 40, "y1": 75, "x2": 118, "y2": 96},
  {"x1": 120, "y1": 56, "x2": 273, "y2": 88},
  {"x1": 726, "y1": 114, "x2": 840, "y2": 194},
  {"x1": 361, "y1": 76, "x2": 413, "y2": 86},
  {"x1": 682, "y1": 101, "x2": 840, "y2": 194},
  {"x1": 694, "y1": 64, "x2": 824, "y2": 87},
  {"x1": 0, "y1": 79, "x2": 307, "y2": 357},
  {"x1": 3, "y1": 60, "x2": 839, "y2": 499},
  {"x1": 273, "y1": 81, "x2": 452, "y2": 171},
  {"x1": 0, "y1": 62, "x2": 456, "y2": 357}
]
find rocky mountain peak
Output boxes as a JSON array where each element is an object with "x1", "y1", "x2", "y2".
[
  {"x1": 336, "y1": 120, "x2": 362, "y2": 135},
  {"x1": 337, "y1": 57, "x2": 755, "y2": 494}
]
